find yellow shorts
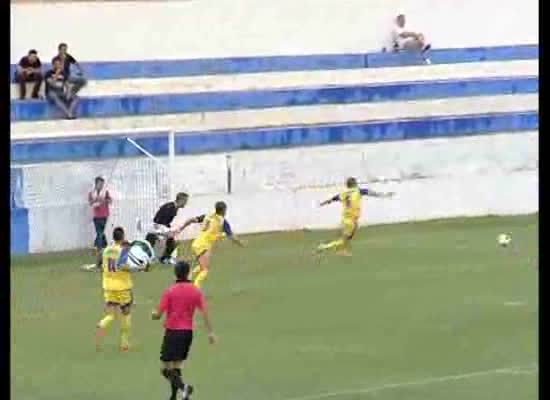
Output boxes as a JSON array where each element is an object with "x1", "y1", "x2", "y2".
[
  {"x1": 191, "y1": 242, "x2": 211, "y2": 259},
  {"x1": 342, "y1": 219, "x2": 358, "y2": 239},
  {"x1": 103, "y1": 290, "x2": 133, "y2": 307}
]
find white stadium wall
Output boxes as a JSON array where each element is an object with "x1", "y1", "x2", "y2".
[
  {"x1": 23, "y1": 132, "x2": 538, "y2": 253},
  {"x1": 11, "y1": 0, "x2": 539, "y2": 63}
]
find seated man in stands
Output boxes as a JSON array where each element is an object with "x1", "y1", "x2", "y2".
[
  {"x1": 14, "y1": 49, "x2": 43, "y2": 100},
  {"x1": 52, "y1": 42, "x2": 87, "y2": 100},
  {"x1": 45, "y1": 58, "x2": 78, "y2": 119},
  {"x1": 392, "y1": 14, "x2": 431, "y2": 55}
]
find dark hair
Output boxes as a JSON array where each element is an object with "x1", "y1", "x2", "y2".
[
  {"x1": 215, "y1": 201, "x2": 227, "y2": 215},
  {"x1": 176, "y1": 192, "x2": 189, "y2": 202},
  {"x1": 95, "y1": 176, "x2": 105, "y2": 184},
  {"x1": 346, "y1": 177, "x2": 358, "y2": 188},
  {"x1": 174, "y1": 261, "x2": 190, "y2": 281},
  {"x1": 113, "y1": 226, "x2": 125, "y2": 242},
  {"x1": 145, "y1": 233, "x2": 158, "y2": 248},
  {"x1": 58, "y1": 43, "x2": 68, "y2": 50},
  {"x1": 28, "y1": 49, "x2": 38, "y2": 55}
]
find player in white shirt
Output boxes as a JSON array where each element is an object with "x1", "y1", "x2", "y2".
[
  {"x1": 81, "y1": 233, "x2": 158, "y2": 272},
  {"x1": 126, "y1": 233, "x2": 158, "y2": 271},
  {"x1": 392, "y1": 14, "x2": 431, "y2": 62}
]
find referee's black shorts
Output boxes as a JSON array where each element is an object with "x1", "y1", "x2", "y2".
[{"x1": 160, "y1": 329, "x2": 193, "y2": 362}]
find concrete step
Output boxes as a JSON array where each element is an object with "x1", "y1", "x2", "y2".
[
  {"x1": 10, "y1": 59, "x2": 537, "y2": 99},
  {"x1": 11, "y1": 94, "x2": 538, "y2": 140}
]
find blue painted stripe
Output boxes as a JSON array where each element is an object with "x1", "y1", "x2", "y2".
[
  {"x1": 10, "y1": 45, "x2": 538, "y2": 80},
  {"x1": 11, "y1": 208, "x2": 29, "y2": 254},
  {"x1": 10, "y1": 76, "x2": 539, "y2": 121},
  {"x1": 366, "y1": 44, "x2": 539, "y2": 68},
  {"x1": 11, "y1": 111, "x2": 538, "y2": 163},
  {"x1": 10, "y1": 168, "x2": 29, "y2": 254}
]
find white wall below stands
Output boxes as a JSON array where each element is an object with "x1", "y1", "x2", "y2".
[
  {"x1": 24, "y1": 131, "x2": 538, "y2": 253},
  {"x1": 11, "y1": 0, "x2": 538, "y2": 63}
]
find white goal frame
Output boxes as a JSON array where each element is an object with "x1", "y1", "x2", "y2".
[{"x1": 124, "y1": 129, "x2": 176, "y2": 201}]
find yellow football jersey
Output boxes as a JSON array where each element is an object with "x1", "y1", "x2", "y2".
[
  {"x1": 102, "y1": 243, "x2": 132, "y2": 291},
  {"x1": 192, "y1": 212, "x2": 232, "y2": 251},
  {"x1": 339, "y1": 187, "x2": 362, "y2": 220}
]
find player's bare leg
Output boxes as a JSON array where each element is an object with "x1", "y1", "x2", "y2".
[
  {"x1": 192, "y1": 251, "x2": 210, "y2": 288},
  {"x1": 315, "y1": 238, "x2": 344, "y2": 254},
  {"x1": 316, "y1": 223, "x2": 355, "y2": 256},
  {"x1": 96, "y1": 304, "x2": 116, "y2": 351},
  {"x1": 336, "y1": 223, "x2": 356, "y2": 257},
  {"x1": 335, "y1": 238, "x2": 353, "y2": 257},
  {"x1": 119, "y1": 304, "x2": 132, "y2": 352}
]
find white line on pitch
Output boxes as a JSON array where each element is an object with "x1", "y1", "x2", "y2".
[
  {"x1": 282, "y1": 364, "x2": 537, "y2": 400},
  {"x1": 504, "y1": 301, "x2": 527, "y2": 306}
]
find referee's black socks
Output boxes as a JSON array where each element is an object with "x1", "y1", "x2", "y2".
[
  {"x1": 161, "y1": 368, "x2": 181, "y2": 399},
  {"x1": 162, "y1": 368, "x2": 186, "y2": 389}
]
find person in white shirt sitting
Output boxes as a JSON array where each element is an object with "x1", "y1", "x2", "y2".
[{"x1": 391, "y1": 14, "x2": 431, "y2": 55}]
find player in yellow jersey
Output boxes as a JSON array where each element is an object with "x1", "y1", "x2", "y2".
[
  {"x1": 189, "y1": 201, "x2": 245, "y2": 288},
  {"x1": 95, "y1": 226, "x2": 149, "y2": 351},
  {"x1": 316, "y1": 177, "x2": 394, "y2": 256}
]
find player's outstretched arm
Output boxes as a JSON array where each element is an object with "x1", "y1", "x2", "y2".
[
  {"x1": 320, "y1": 194, "x2": 340, "y2": 206},
  {"x1": 177, "y1": 214, "x2": 206, "y2": 233},
  {"x1": 224, "y1": 220, "x2": 245, "y2": 247}
]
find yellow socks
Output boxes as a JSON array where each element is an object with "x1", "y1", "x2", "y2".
[
  {"x1": 119, "y1": 314, "x2": 131, "y2": 349},
  {"x1": 96, "y1": 312, "x2": 131, "y2": 351},
  {"x1": 193, "y1": 269, "x2": 209, "y2": 288},
  {"x1": 191, "y1": 265, "x2": 201, "y2": 278},
  {"x1": 98, "y1": 313, "x2": 115, "y2": 330},
  {"x1": 318, "y1": 239, "x2": 345, "y2": 252}
]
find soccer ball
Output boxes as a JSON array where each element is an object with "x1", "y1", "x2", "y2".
[{"x1": 497, "y1": 233, "x2": 512, "y2": 247}]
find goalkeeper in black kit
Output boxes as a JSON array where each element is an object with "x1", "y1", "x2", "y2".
[{"x1": 152, "y1": 192, "x2": 198, "y2": 264}]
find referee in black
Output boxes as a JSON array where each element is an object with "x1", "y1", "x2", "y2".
[{"x1": 152, "y1": 261, "x2": 216, "y2": 400}]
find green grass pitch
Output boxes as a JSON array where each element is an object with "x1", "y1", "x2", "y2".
[{"x1": 11, "y1": 214, "x2": 538, "y2": 400}]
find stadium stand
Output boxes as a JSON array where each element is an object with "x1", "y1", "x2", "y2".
[{"x1": 11, "y1": 44, "x2": 538, "y2": 161}]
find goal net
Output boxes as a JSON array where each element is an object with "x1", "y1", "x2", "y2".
[{"x1": 12, "y1": 152, "x2": 170, "y2": 251}]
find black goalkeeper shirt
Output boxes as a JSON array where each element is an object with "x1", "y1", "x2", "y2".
[{"x1": 154, "y1": 202, "x2": 178, "y2": 227}]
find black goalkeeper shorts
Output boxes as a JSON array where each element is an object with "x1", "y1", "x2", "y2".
[{"x1": 160, "y1": 329, "x2": 193, "y2": 362}]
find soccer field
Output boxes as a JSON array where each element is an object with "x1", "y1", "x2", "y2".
[{"x1": 11, "y1": 215, "x2": 538, "y2": 400}]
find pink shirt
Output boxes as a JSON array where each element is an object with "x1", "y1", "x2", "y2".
[
  {"x1": 88, "y1": 189, "x2": 111, "y2": 218},
  {"x1": 158, "y1": 281, "x2": 206, "y2": 330}
]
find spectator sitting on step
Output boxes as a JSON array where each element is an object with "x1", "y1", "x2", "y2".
[
  {"x1": 45, "y1": 58, "x2": 78, "y2": 119},
  {"x1": 52, "y1": 42, "x2": 87, "y2": 99},
  {"x1": 391, "y1": 14, "x2": 431, "y2": 55},
  {"x1": 14, "y1": 49, "x2": 43, "y2": 100}
]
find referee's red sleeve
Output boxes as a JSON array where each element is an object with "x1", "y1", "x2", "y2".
[{"x1": 158, "y1": 291, "x2": 169, "y2": 312}]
